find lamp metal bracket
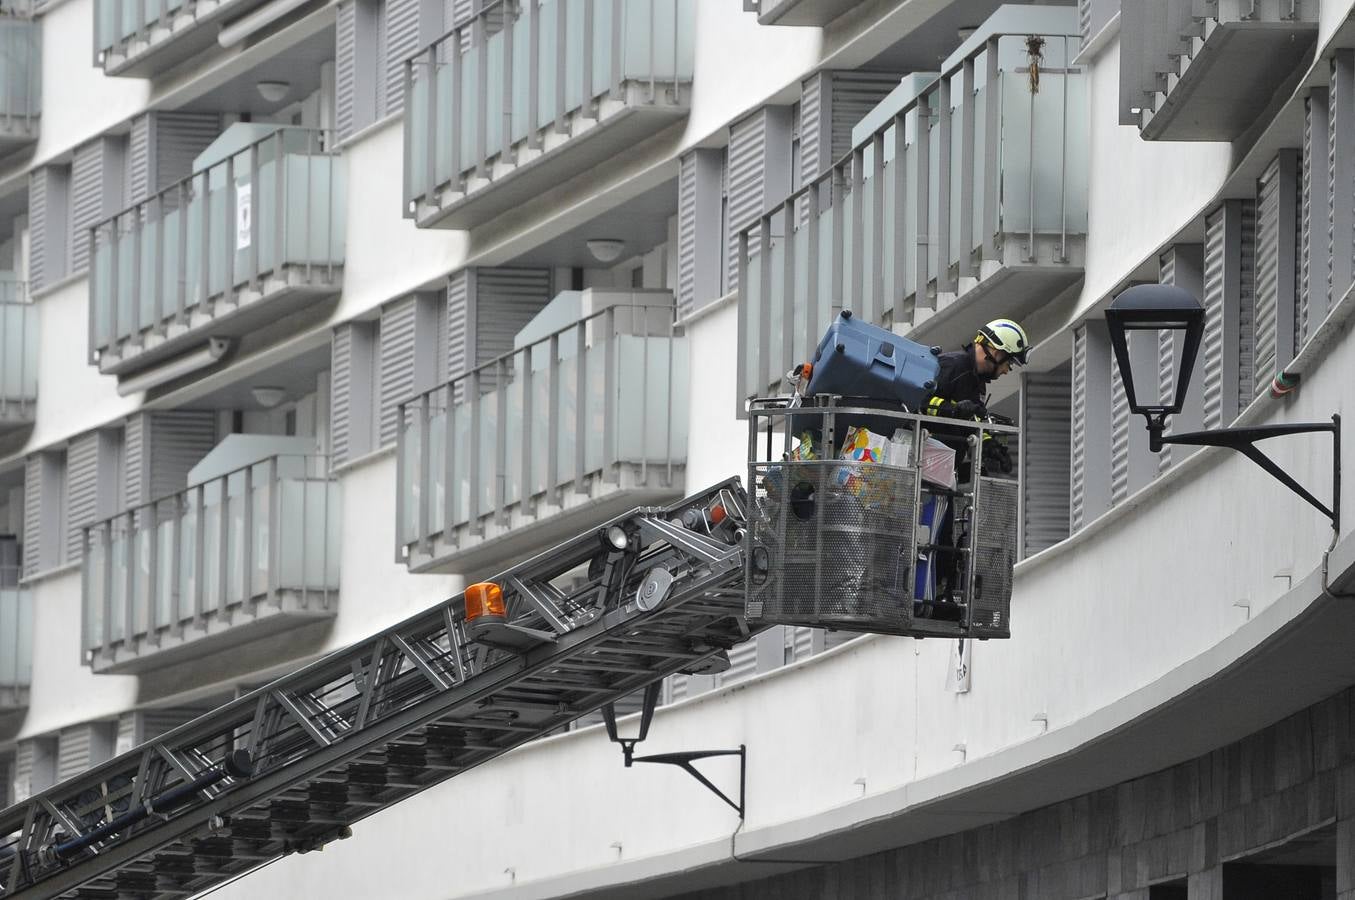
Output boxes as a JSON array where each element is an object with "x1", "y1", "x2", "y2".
[
  {"x1": 1147, "y1": 413, "x2": 1340, "y2": 532},
  {"x1": 602, "y1": 681, "x2": 747, "y2": 818}
]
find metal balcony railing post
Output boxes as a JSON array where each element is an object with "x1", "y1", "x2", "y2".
[
  {"x1": 609, "y1": 0, "x2": 621, "y2": 102},
  {"x1": 152, "y1": 197, "x2": 165, "y2": 329},
  {"x1": 146, "y1": 506, "x2": 159, "y2": 645},
  {"x1": 781, "y1": 197, "x2": 795, "y2": 377},
  {"x1": 831, "y1": 164, "x2": 845, "y2": 315},
  {"x1": 869, "y1": 128, "x2": 884, "y2": 321},
  {"x1": 242, "y1": 464, "x2": 254, "y2": 604},
  {"x1": 664, "y1": 311, "x2": 674, "y2": 485},
  {"x1": 916, "y1": 97, "x2": 932, "y2": 308},
  {"x1": 519, "y1": 347, "x2": 534, "y2": 514},
  {"x1": 573, "y1": 324, "x2": 586, "y2": 491},
  {"x1": 758, "y1": 212, "x2": 773, "y2": 392},
  {"x1": 107, "y1": 221, "x2": 120, "y2": 344},
  {"x1": 198, "y1": 171, "x2": 210, "y2": 308},
  {"x1": 937, "y1": 75, "x2": 954, "y2": 293},
  {"x1": 736, "y1": 229, "x2": 749, "y2": 404},
  {"x1": 468, "y1": 368, "x2": 482, "y2": 531},
  {"x1": 554, "y1": 3, "x2": 566, "y2": 134},
  {"x1": 299, "y1": 466, "x2": 310, "y2": 609},
  {"x1": 475, "y1": 16, "x2": 488, "y2": 177},
  {"x1": 394, "y1": 397, "x2": 407, "y2": 550},
  {"x1": 171, "y1": 495, "x2": 183, "y2": 629},
  {"x1": 581, "y1": 0, "x2": 594, "y2": 116},
  {"x1": 451, "y1": 30, "x2": 464, "y2": 187},
  {"x1": 192, "y1": 484, "x2": 204, "y2": 624},
  {"x1": 248, "y1": 142, "x2": 259, "y2": 287},
  {"x1": 443, "y1": 383, "x2": 456, "y2": 540},
  {"x1": 495, "y1": 357, "x2": 508, "y2": 523},
  {"x1": 1059, "y1": 35, "x2": 1070, "y2": 262},
  {"x1": 131, "y1": 210, "x2": 144, "y2": 335},
  {"x1": 547, "y1": 332, "x2": 560, "y2": 504},
  {"x1": 1025, "y1": 49, "x2": 1037, "y2": 264},
  {"x1": 122, "y1": 513, "x2": 134, "y2": 646},
  {"x1": 176, "y1": 181, "x2": 188, "y2": 324},
  {"x1": 647, "y1": 0, "x2": 655, "y2": 101},
  {"x1": 501, "y1": 0, "x2": 514, "y2": 164},
  {"x1": 527, "y1": 2, "x2": 541, "y2": 150},
  {"x1": 806, "y1": 182, "x2": 820, "y2": 355},
  {"x1": 850, "y1": 146, "x2": 865, "y2": 322},
  {"x1": 267, "y1": 457, "x2": 279, "y2": 600},
  {"x1": 224, "y1": 154, "x2": 237, "y2": 297},
  {"x1": 889, "y1": 119, "x2": 906, "y2": 322},
  {"x1": 959, "y1": 56, "x2": 976, "y2": 278},
  {"x1": 602, "y1": 305, "x2": 617, "y2": 482},
  {"x1": 637, "y1": 306, "x2": 648, "y2": 482},
  {"x1": 275, "y1": 131, "x2": 287, "y2": 282},
  {"x1": 982, "y1": 38, "x2": 1001, "y2": 261},
  {"x1": 217, "y1": 476, "x2": 230, "y2": 618},
  {"x1": 101, "y1": 524, "x2": 112, "y2": 651}
]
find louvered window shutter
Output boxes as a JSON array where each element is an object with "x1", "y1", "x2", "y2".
[
  {"x1": 1329, "y1": 51, "x2": 1355, "y2": 308},
  {"x1": 827, "y1": 71, "x2": 902, "y2": 166},
  {"x1": 385, "y1": 0, "x2": 420, "y2": 114},
  {"x1": 1237, "y1": 200, "x2": 1258, "y2": 404},
  {"x1": 152, "y1": 113, "x2": 221, "y2": 192},
  {"x1": 799, "y1": 73, "x2": 828, "y2": 185},
  {"x1": 21, "y1": 455, "x2": 42, "y2": 578},
  {"x1": 336, "y1": 1, "x2": 358, "y2": 140},
  {"x1": 1156, "y1": 244, "x2": 1205, "y2": 473},
  {"x1": 1201, "y1": 202, "x2": 1250, "y2": 430},
  {"x1": 15, "y1": 736, "x2": 56, "y2": 801},
  {"x1": 721, "y1": 639, "x2": 758, "y2": 687},
  {"x1": 379, "y1": 297, "x2": 418, "y2": 447},
  {"x1": 1020, "y1": 366, "x2": 1071, "y2": 557},
  {"x1": 65, "y1": 433, "x2": 100, "y2": 565},
  {"x1": 676, "y1": 148, "x2": 724, "y2": 318},
  {"x1": 123, "y1": 413, "x2": 147, "y2": 508},
  {"x1": 28, "y1": 166, "x2": 70, "y2": 293},
  {"x1": 1252, "y1": 151, "x2": 1299, "y2": 395},
  {"x1": 128, "y1": 115, "x2": 152, "y2": 207},
  {"x1": 1301, "y1": 88, "x2": 1330, "y2": 345},
  {"x1": 374, "y1": 0, "x2": 389, "y2": 120},
  {"x1": 1109, "y1": 355, "x2": 1129, "y2": 507},
  {"x1": 70, "y1": 138, "x2": 124, "y2": 276},
  {"x1": 57, "y1": 723, "x2": 114, "y2": 783},
  {"x1": 144, "y1": 412, "x2": 217, "y2": 500},
  {"x1": 726, "y1": 106, "x2": 793, "y2": 293},
  {"x1": 331, "y1": 322, "x2": 377, "y2": 465},
  {"x1": 474, "y1": 268, "x2": 552, "y2": 372},
  {"x1": 446, "y1": 270, "x2": 473, "y2": 396}
]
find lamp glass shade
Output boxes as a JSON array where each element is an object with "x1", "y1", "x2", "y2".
[{"x1": 1103, "y1": 284, "x2": 1205, "y2": 417}]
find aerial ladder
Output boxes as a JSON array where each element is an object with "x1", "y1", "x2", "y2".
[{"x1": 0, "y1": 401, "x2": 1018, "y2": 899}]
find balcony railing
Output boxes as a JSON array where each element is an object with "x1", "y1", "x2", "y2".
[
  {"x1": 93, "y1": 0, "x2": 267, "y2": 76},
  {"x1": 398, "y1": 297, "x2": 687, "y2": 572},
  {"x1": 0, "y1": 567, "x2": 32, "y2": 711},
  {"x1": 82, "y1": 454, "x2": 340, "y2": 675},
  {"x1": 90, "y1": 128, "x2": 345, "y2": 376},
  {"x1": 404, "y1": 0, "x2": 695, "y2": 229},
  {"x1": 738, "y1": 17, "x2": 1087, "y2": 402},
  {"x1": 0, "y1": 281, "x2": 36, "y2": 429},
  {"x1": 0, "y1": 10, "x2": 39, "y2": 155},
  {"x1": 1120, "y1": 0, "x2": 1319, "y2": 141},
  {"x1": 742, "y1": 0, "x2": 864, "y2": 27}
]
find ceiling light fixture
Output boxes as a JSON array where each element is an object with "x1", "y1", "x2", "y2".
[
  {"x1": 256, "y1": 80, "x2": 290, "y2": 103},
  {"x1": 251, "y1": 385, "x2": 287, "y2": 408},
  {"x1": 586, "y1": 239, "x2": 626, "y2": 264}
]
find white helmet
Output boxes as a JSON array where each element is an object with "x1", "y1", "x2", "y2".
[{"x1": 976, "y1": 319, "x2": 1030, "y2": 366}]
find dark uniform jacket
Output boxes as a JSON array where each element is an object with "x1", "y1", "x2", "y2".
[{"x1": 931, "y1": 346, "x2": 986, "y2": 405}]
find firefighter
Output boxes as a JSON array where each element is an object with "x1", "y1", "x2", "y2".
[
  {"x1": 925, "y1": 318, "x2": 1030, "y2": 476},
  {"x1": 919, "y1": 318, "x2": 1029, "y2": 618}
]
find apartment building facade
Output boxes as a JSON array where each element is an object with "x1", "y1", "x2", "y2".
[{"x1": 1, "y1": 0, "x2": 1354, "y2": 896}]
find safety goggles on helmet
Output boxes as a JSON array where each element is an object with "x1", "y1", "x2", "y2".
[{"x1": 976, "y1": 319, "x2": 1030, "y2": 366}]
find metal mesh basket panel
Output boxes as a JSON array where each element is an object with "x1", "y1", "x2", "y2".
[
  {"x1": 968, "y1": 476, "x2": 1017, "y2": 638},
  {"x1": 747, "y1": 461, "x2": 917, "y2": 634}
]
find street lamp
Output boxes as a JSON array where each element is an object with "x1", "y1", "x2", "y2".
[{"x1": 1104, "y1": 284, "x2": 1341, "y2": 532}]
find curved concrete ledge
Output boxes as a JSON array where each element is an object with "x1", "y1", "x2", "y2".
[{"x1": 475, "y1": 528, "x2": 1355, "y2": 900}]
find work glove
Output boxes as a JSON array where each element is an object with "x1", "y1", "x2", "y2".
[
  {"x1": 953, "y1": 399, "x2": 987, "y2": 419},
  {"x1": 981, "y1": 438, "x2": 1013, "y2": 475}
]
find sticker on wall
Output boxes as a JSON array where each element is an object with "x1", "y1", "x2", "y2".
[
  {"x1": 236, "y1": 181, "x2": 252, "y2": 251},
  {"x1": 945, "y1": 639, "x2": 971, "y2": 693}
]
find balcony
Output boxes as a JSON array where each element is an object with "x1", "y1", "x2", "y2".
[
  {"x1": 742, "y1": 0, "x2": 863, "y2": 27},
  {"x1": 90, "y1": 127, "x2": 344, "y2": 378},
  {"x1": 398, "y1": 291, "x2": 686, "y2": 573},
  {"x1": 94, "y1": 0, "x2": 272, "y2": 77},
  {"x1": 739, "y1": 6, "x2": 1086, "y2": 400},
  {"x1": 404, "y1": 0, "x2": 694, "y2": 230},
  {"x1": 0, "y1": 10, "x2": 39, "y2": 156},
  {"x1": 0, "y1": 280, "x2": 36, "y2": 431},
  {"x1": 0, "y1": 568, "x2": 32, "y2": 711},
  {"x1": 1120, "y1": 0, "x2": 1319, "y2": 141},
  {"x1": 82, "y1": 452, "x2": 340, "y2": 675}
]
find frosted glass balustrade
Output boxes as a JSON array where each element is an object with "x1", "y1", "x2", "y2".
[
  {"x1": 82, "y1": 455, "x2": 340, "y2": 663},
  {"x1": 0, "y1": 291, "x2": 37, "y2": 412},
  {"x1": 0, "y1": 17, "x2": 39, "y2": 128},
  {"x1": 0, "y1": 576, "x2": 32, "y2": 701},
  {"x1": 404, "y1": 0, "x2": 694, "y2": 206},
  {"x1": 398, "y1": 303, "x2": 688, "y2": 553},
  {"x1": 739, "y1": 31, "x2": 1087, "y2": 401},
  {"x1": 90, "y1": 129, "x2": 344, "y2": 363}
]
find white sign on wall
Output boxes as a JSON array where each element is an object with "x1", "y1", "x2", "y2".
[
  {"x1": 944, "y1": 639, "x2": 972, "y2": 693},
  {"x1": 236, "y1": 182, "x2": 252, "y2": 251}
]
